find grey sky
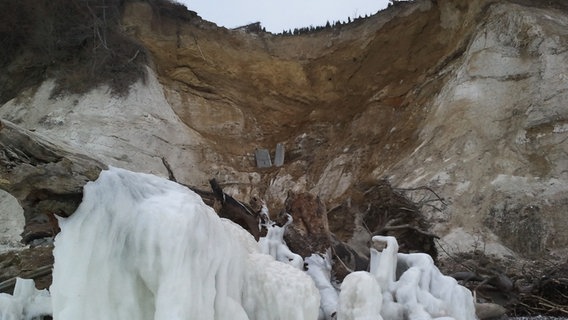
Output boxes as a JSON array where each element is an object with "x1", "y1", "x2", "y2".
[{"x1": 177, "y1": 0, "x2": 391, "y2": 33}]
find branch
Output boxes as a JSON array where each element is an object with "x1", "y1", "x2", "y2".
[
  {"x1": 394, "y1": 185, "x2": 447, "y2": 206},
  {"x1": 0, "y1": 264, "x2": 53, "y2": 293},
  {"x1": 127, "y1": 50, "x2": 140, "y2": 64},
  {"x1": 378, "y1": 224, "x2": 440, "y2": 239},
  {"x1": 523, "y1": 294, "x2": 568, "y2": 315},
  {"x1": 161, "y1": 157, "x2": 177, "y2": 182},
  {"x1": 435, "y1": 239, "x2": 475, "y2": 272},
  {"x1": 331, "y1": 246, "x2": 355, "y2": 274}
]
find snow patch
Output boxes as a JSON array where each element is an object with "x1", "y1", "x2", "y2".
[
  {"x1": 369, "y1": 236, "x2": 477, "y2": 320},
  {"x1": 258, "y1": 214, "x2": 304, "y2": 270},
  {"x1": 337, "y1": 271, "x2": 383, "y2": 320},
  {"x1": 305, "y1": 252, "x2": 339, "y2": 319}
]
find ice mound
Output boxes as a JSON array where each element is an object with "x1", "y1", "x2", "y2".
[
  {"x1": 339, "y1": 235, "x2": 477, "y2": 320},
  {"x1": 50, "y1": 167, "x2": 319, "y2": 320}
]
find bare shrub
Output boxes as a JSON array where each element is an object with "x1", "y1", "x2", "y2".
[
  {"x1": 146, "y1": 0, "x2": 198, "y2": 22},
  {"x1": 0, "y1": 0, "x2": 148, "y2": 103}
]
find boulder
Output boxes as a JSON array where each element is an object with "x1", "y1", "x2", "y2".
[{"x1": 0, "y1": 119, "x2": 105, "y2": 243}]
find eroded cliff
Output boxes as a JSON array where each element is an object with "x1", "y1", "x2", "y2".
[{"x1": 1, "y1": 0, "x2": 567, "y2": 276}]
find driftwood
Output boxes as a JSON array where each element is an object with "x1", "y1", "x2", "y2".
[
  {"x1": 0, "y1": 119, "x2": 105, "y2": 243},
  {"x1": 327, "y1": 179, "x2": 439, "y2": 270},
  {"x1": 209, "y1": 179, "x2": 261, "y2": 240},
  {"x1": 281, "y1": 191, "x2": 371, "y2": 282},
  {"x1": 512, "y1": 261, "x2": 568, "y2": 317},
  {"x1": 0, "y1": 264, "x2": 53, "y2": 293},
  {"x1": 441, "y1": 246, "x2": 568, "y2": 317},
  {"x1": 361, "y1": 180, "x2": 439, "y2": 260},
  {"x1": 377, "y1": 223, "x2": 440, "y2": 240},
  {"x1": 0, "y1": 120, "x2": 104, "y2": 296}
]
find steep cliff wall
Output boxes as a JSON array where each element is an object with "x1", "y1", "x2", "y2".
[
  {"x1": 1, "y1": 0, "x2": 567, "y2": 262},
  {"x1": 389, "y1": 1, "x2": 568, "y2": 258}
]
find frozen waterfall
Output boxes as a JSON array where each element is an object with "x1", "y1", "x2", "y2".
[{"x1": 0, "y1": 167, "x2": 477, "y2": 320}]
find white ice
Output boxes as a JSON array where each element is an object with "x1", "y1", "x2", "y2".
[
  {"x1": 49, "y1": 167, "x2": 319, "y2": 320},
  {"x1": 258, "y1": 213, "x2": 304, "y2": 270},
  {"x1": 370, "y1": 236, "x2": 477, "y2": 320},
  {"x1": 337, "y1": 236, "x2": 477, "y2": 320},
  {"x1": 0, "y1": 278, "x2": 51, "y2": 320},
  {"x1": 0, "y1": 168, "x2": 478, "y2": 320},
  {"x1": 305, "y1": 252, "x2": 339, "y2": 319},
  {"x1": 337, "y1": 271, "x2": 383, "y2": 320},
  {"x1": 258, "y1": 206, "x2": 338, "y2": 320}
]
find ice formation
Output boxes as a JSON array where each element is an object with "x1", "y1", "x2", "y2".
[
  {"x1": 305, "y1": 252, "x2": 340, "y2": 319},
  {"x1": 337, "y1": 271, "x2": 383, "y2": 320},
  {"x1": 257, "y1": 203, "x2": 338, "y2": 319},
  {"x1": 0, "y1": 278, "x2": 51, "y2": 320},
  {"x1": 370, "y1": 236, "x2": 477, "y2": 320},
  {"x1": 258, "y1": 213, "x2": 304, "y2": 269},
  {"x1": 50, "y1": 167, "x2": 319, "y2": 320},
  {"x1": 0, "y1": 168, "x2": 478, "y2": 320}
]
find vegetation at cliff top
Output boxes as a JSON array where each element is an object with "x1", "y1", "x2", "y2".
[{"x1": 0, "y1": 0, "x2": 191, "y2": 104}]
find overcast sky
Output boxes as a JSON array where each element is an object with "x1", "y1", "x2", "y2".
[{"x1": 177, "y1": 0, "x2": 391, "y2": 33}]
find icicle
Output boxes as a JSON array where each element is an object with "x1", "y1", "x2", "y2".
[
  {"x1": 258, "y1": 213, "x2": 304, "y2": 269},
  {"x1": 305, "y1": 251, "x2": 339, "y2": 319},
  {"x1": 369, "y1": 235, "x2": 399, "y2": 289}
]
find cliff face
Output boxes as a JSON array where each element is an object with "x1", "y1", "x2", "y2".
[{"x1": 1, "y1": 0, "x2": 567, "y2": 260}]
